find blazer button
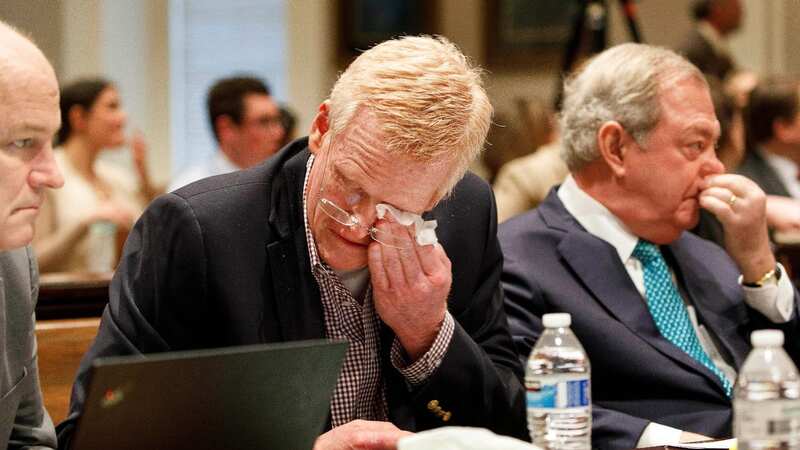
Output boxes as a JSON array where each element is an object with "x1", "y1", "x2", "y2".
[
  {"x1": 427, "y1": 400, "x2": 439, "y2": 411},
  {"x1": 442, "y1": 411, "x2": 452, "y2": 422}
]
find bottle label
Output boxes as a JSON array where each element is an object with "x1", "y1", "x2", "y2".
[
  {"x1": 527, "y1": 378, "x2": 590, "y2": 409},
  {"x1": 735, "y1": 399, "x2": 800, "y2": 441}
]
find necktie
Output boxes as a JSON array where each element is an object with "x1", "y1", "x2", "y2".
[{"x1": 633, "y1": 240, "x2": 733, "y2": 397}]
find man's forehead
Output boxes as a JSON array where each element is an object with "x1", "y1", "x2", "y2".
[
  {"x1": 0, "y1": 79, "x2": 60, "y2": 138},
  {"x1": 658, "y1": 80, "x2": 714, "y2": 116},
  {"x1": 244, "y1": 93, "x2": 277, "y2": 112}
]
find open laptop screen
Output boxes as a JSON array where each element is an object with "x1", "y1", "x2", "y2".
[{"x1": 71, "y1": 339, "x2": 347, "y2": 450}]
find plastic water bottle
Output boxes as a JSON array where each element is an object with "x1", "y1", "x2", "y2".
[
  {"x1": 734, "y1": 329, "x2": 800, "y2": 450},
  {"x1": 526, "y1": 313, "x2": 591, "y2": 450},
  {"x1": 87, "y1": 221, "x2": 117, "y2": 272}
]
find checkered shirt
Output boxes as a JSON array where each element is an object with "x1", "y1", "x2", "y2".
[{"x1": 301, "y1": 154, "x2": 455, "y2": 427}]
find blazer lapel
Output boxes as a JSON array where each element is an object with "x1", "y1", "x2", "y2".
[
  {"x1": 541, "y1": 192, "x2": 732, "y2": 393},
  {"x1": 266, "y1": 147, "x2": 325, "y2": 342},
  {"x1": 556, "y1": 232, "x2": 672, "y2": 346},
  {"x1": 669, "y1": 237, "x2": 750, "y2": 369}
]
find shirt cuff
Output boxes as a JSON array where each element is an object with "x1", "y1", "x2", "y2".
[
  {"x1": 741, "y1": 263, "x2": 794, "y2": 323},
  {"x1": 390, "y1": 311, "x2": 455, "y2": 386},
  {"x1": 637, "y1": 422, "x2": 684, "y2": 447}
]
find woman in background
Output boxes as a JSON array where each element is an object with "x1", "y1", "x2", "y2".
[{"x1": 34, "y1": 78, "x2": 158, "y2": 272}]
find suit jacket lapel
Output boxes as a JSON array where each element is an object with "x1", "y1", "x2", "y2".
[
  {"x1": 266, "y1": 146, "x2": 325, "y2": 342},
  {"x1": 669, "y1": 238, "x2": 750, "y2": 369},
  {"x1": 540, "y1": 192, "x2": 732, "y2": 394}
]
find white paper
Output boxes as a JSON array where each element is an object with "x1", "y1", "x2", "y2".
[
  {"x1": 398, "y1": 427, "x2": 540, "y2": 450},
  {"x1": 670, "y1": 438, "x2": 737, "y2": 449}
]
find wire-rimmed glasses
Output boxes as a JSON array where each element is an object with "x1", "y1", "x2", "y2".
[{"x1": 316, "y1": 153, "x2": 414, "y2": 249}]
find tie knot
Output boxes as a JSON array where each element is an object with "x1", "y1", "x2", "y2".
[{"x1": 632, "y1": 240, "x2": 661, "y2": 264}]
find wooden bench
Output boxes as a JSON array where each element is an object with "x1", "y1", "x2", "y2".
[{"x1": 36, "y1": 318, "x2": 101, "y2": 424}]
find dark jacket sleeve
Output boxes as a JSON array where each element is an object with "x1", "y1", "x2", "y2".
[
  {"x1": 56, "y1": 193, "x2": 209, "y2": 449},
  {"x1": 405, "y1": 178, "x2": 528, "y2": 440}
]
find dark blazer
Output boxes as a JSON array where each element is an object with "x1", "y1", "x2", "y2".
[
  {"x1": 0, "y1": 247, "x2": 56, "y2": 449},
  {"x1": 736, "y1": 148, "x2": 793, "y2": 197},
  {"x1": 678, "y1": 26, "x2": 734, "y2": 82},
  {"x1": 500, "y1": 190, "x2": 800, "y2": 449},
  {"x1": 56, "y1": 138, "x2": 527, "y2": 447}
]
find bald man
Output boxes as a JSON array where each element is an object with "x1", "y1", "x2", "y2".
[{"x1": 0, "y1": 21, "x2": 64, "y2": 449}]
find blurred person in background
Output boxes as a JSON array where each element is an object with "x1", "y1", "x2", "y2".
[
  {"x1": 711, "y1": 84, "x2": 746, "y2": 172},
  {"x1": 737, "y1": 77, "x2": 800, "y2": 233},
  {"x1": 492, "y1": 97, "x2": 566, "y2": 222},
  {"x1": 278, "y1": 103, "x2": 298, "y2": 148},
  {"x1": 168, "y1": 76, "x2": 284, "y2": 191},
  {"x1": 33, "y1": 78, "x2": 156, "y2": 273},
  {"x1": 679, "y1": 0, "x2": 743, "y2": 83}
]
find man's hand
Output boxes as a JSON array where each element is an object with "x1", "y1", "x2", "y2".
[
  {"x1": 313, "y1": 420, "x2": 412, "y2": 450},
  {"x1": 368, "y1": 220, "x2": 451, "y2": 361},
  {"x1": 699, "y1": 174, "x2": 776, "y2": 282}
]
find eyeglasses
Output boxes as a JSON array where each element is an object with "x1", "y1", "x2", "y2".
[
  {"x1": 318, "y1": 198, "x2": 412, "y2": 248},
  {"x1": 316, "y1": 153, "x2": 414, "y2": 249}
]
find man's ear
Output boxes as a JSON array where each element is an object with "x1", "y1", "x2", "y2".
[
  {"x1": 773, "y1": 117, "x2": 794, "y2": 143},
  {"x1": 308, "y1": 102, "x2": 330, "y2": 154},
  {"x1": 597, "y1": 121, "x2": 630, "y2": 178},
  {"x1": 215, "y1": 115, "x2": 236, "y2": 143}
]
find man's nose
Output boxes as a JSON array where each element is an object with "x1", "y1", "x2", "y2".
[
  {"x1": 701, "y1": 148, "x2": 726, "y2": 176},
  {"x1": 29, "y1": 145, "x2": 64, "y2": 189}
]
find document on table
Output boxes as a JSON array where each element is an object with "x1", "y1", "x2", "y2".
[{"x1": 670, "y1": 438, "x2": 736, "y2": 449}]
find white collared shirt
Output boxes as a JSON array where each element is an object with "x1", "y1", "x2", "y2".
[
  {"x1": 168, "y1": 151, "x2": 241, "y2": 192},
  {"x1": 557, "y1": 175, "x2": 794, "y2": 447},
  {"x1": 760, "y1": 148, "x2": 800, "y2": 199}
]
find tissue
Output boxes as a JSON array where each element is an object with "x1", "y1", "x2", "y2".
[{"x1": 375, "y1": 203, "x2": 438, "y2": 246}]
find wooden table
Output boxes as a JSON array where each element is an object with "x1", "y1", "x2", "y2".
[{"x1": 37, "y1": 271, "x2": 112, "y2": 320}]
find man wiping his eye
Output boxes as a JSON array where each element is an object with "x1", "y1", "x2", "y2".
[{"x1": 58, "y1": 36, "x2": 527, "y2": 450}]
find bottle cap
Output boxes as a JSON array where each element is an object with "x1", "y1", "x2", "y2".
[
  {"x1": 751, "y1": 329, "x2": 784, "y2": 348},
  {"x1": 542, "y1": 313, "x2": 571, "y2": 328}
]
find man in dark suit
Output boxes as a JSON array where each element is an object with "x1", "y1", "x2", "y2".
[
  {"x1": 0, "y1": 20, "x2": 65, "y2": 449},
  {"x1": 738, "y1": 78, "x2": 800, "y2": 198},
  {"x1": 501, "y1": 43, "x2": 799, "y2": 449},
  {"x1": 57, "y1": 36, "x2": 526, "y2": 449},
  {"x1": 678, "y1": 0, "x2": 742, "y2": 83}
]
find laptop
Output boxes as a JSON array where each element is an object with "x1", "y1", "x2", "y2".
[{"x1": 70, "y1": 339, "x2": 347, "y2": 450}]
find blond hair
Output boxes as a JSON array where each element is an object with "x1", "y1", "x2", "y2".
[{"x1": 327, "y1": 35, "x2": 492, "y2": 196}]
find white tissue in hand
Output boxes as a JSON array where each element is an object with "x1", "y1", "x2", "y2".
[{"x1": 375, "y1": 203, "x2": 438, "y2": 246}]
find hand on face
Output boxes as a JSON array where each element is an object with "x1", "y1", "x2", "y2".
[
  {"x1": 699, "y1": 173, "x2": 776, "y2": 281},
  {"x1": 368, "y1": 218, "x2": 451, "y2": 361},
  {"x1": 313, "y1": 420, "x2": 411, "y2": 450}
]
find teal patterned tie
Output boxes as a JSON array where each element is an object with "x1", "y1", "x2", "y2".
[{"x1": 633, "y1": 240, "x2": 733, "y2": 397}]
